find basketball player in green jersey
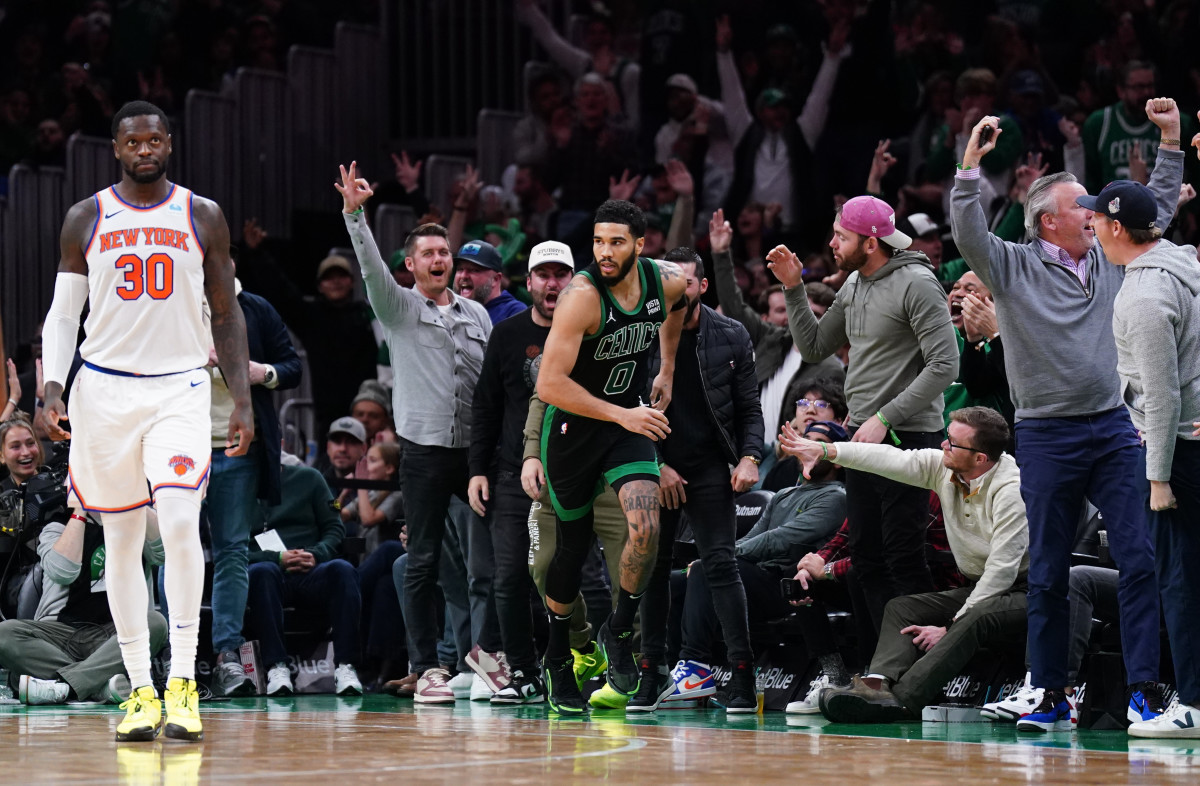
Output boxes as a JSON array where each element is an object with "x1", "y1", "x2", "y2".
[{"x1": 536, "y1": 199, "x2": 687, "y2": 714}]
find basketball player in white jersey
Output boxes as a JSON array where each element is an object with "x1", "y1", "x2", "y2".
[{"x1": 38, "y1": 101, "x2": 253, "y2": 742}]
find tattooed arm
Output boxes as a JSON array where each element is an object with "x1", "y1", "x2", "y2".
[
  {"x1": 650, "y1": 260, "x2": 688, "y2": 411},
  {"x1": 198, "y1": 197, "x2": 254, "y2": 456},
  {"x1": 617, "y1": 479, "x2": 662, "y2": 593}
]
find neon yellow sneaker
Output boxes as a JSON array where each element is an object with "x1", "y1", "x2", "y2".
[
  {"x1": 572, "y1": 643, "x2": 607, "y2": 689},
  {"x1": 588, "y1": 681, "x2": 629, "y2": 710},
  {"x1": 163, "y1": 678, "x2": 204, "y2": 742},
  {"x1": 115, "y1": 685, "x2": 162, "y2": 742}
]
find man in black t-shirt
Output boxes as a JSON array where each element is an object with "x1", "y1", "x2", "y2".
[{"x1": 466, "y1": 241, "x2": 574, "y2": 704}]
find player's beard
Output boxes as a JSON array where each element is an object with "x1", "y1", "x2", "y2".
[
  {"x1": 597, "y1": 246, "x2": 638, "y2": 285},
  {"x1": 125, "y1": 159, "x2": 166, "y2": 184}
]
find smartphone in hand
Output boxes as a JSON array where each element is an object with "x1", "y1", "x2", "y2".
[{"x1": 779, "y1": 578, "x2": 809, "y2": 602}]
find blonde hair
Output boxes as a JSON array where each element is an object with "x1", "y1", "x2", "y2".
[{"x1": 0, "y1": 413, "x2": 44, "y2": 470}]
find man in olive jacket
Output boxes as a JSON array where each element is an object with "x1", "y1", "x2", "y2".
[{"x1": 767, "y1": 195, "x2": 958, "y2": 652}]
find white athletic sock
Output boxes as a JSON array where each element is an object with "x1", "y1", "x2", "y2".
[
  {"x1": 157, "y1": 494, "x2": 204, "y2": 682},
  {"x1": 100, "y1": 508, "x2": 154, "y2": 690}
]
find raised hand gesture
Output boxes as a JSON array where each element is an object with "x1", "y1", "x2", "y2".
[
  {"x1": 608, "y1": 169, "x2": 642, "y2": 202},
  {"x1": 766, "y1": 244, "x2": 804, "y2": 289},
  {"x1": 1146, "y1": 97, "x2": 1181, "y2": 141},
  {"x1": 866, "y1": 139, "x2": 897, "y2": 192},
  {"x1": 335, "y1": 161, "x2": 374, "y2": 214},
  {"x1": 962, "y1": 116, "x2": 1003, "y2": 170},
  {"x1": 391, "y1": 150, "x2": 423, "y2": 192},
  {"x1": 709, "y1": 208, "x2": 733, "y2": 254},
  {"x1": 664, "y1": 159, "x2": 694, "y2": 198}
]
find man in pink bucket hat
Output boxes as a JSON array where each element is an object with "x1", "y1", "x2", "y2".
[{"x1": 765, "y1": 195, "x2": 959, "y2": 658}]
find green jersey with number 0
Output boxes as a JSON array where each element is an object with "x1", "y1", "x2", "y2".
[{"x1": 569, "y1": 257, "x2": 666, "y2": 409}]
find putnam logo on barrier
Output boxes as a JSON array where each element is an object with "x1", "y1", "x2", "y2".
[{"x1": 168, "y1": 454, "x2": 196, "y2": 477}]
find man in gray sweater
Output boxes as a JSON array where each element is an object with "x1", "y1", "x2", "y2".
[
  {"x1": 767, "y1": 196, "x2": 958, "y2": 652},
  {"x1": 949, "y1": 102, "x2": 1180, "y2": 730},
  {"x1": 336, "y1": 163, "x2": 492, "y2": 704},
  {"x1": 1082, "y1": 178, "x2": 1200, "y2": 738}
]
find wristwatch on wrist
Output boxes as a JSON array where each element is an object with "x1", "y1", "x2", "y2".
[
  {"x1": 823, "y1": 562, "x2": 833, "y2": 579},
  {"x1": 743, "y1": 455, "x2": 761, "y2": 466},
  {"x1": 262, "y1": 366, "x2": 278, "y2": 388}
]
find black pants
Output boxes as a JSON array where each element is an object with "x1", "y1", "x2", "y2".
[
  {"x1": 488, "y1": 469, "x2": 541, "y2": 671},
  {"x1": 681, "y1": 557, "x2": 787, "y2": 661},
  {"x1": 641, "y1": 461, "x2": 752, "y2": 664},
  {"x1": 844, "y1": 428, "x2": 941, "y2": 635},
  {"x1": 399, "y1": 438, "x2": 470, "y2": 674}
]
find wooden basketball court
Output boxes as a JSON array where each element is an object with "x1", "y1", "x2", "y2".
[{"x1": 3, "y1": 695, "x2": 1198, "y2": 783}]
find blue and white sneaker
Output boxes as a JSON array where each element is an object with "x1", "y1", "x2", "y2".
[
  {"x1": 1129, "y1": 699, "x2": 1200, "y2": 739},
  {"x1": 1127, "y1": 681, "x2": 1166, "y2": 724},
  {"x1": 1016, "y1": 689, "x2": 1076, "y2": 732},
  {"x1": 660, "y1": 659, "x2": 716, "y2": 702}
]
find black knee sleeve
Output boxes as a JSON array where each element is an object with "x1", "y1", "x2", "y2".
[{"x1": 544, "y1": 510, "x2": 595, "y2": 604}]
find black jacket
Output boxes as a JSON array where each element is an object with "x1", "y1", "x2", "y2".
[
  {"x1": 649, "y1": 305, "x2": 763, "y2": 465},
  {"x1": 239, "y1": 291, "x2": 302, "y2": 505}
]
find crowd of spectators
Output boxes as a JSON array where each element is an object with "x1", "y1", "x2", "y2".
[{"x1": 0, "y1": 0, "x2": 376, "y2": 193}]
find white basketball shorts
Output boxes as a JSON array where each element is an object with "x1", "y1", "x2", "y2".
[{"x1": 67, "y1": 362, "x2": 212, "y2": 513}]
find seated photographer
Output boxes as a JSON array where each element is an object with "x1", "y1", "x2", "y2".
[
  {"x1": 1, "y1": 414, "x2": 50, "y2": 619},
  {"x1": 658, "y1": 422, "x2": 847, "y2": 704},
  {"x1": 246, "y1": 462, "x2": 363, "y2": 697},
  {"x1": 0, "y1": 502, "x2": 167, "y2": 705},
  {"x1": 781, "y1": 406, "x2": 1028, "y2": 723}
]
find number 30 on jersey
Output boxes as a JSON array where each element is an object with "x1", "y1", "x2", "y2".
[{"x1": 115, "y1": 252, "x2": 175, "y2": 300}]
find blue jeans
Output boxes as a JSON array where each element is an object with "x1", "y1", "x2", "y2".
[
  {"x1": 247, "y1": 559, "x2": 362, "y2": 668},
  {"x1": 358, "y1": 540, "x2": 406, "y2": 661},
  {"x1": 206, "y1": 443, "x2": 261, "y2": 654},
  {"x1": 1150, "y1": 438, "x2": 1200, "y2": 705},
  {"x1": 1015, "y1": 409, "x2": 1159, "y2": 689}
]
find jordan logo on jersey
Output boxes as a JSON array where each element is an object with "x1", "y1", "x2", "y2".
[{"x1": 168, "y1": 454, "x2": 196, "y2": 477}]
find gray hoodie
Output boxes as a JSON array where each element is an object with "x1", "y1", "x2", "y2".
[
  {"x1": 949, "y1": 148, "x2": 1184, "y2": 420},
  {"x1": 1113, "y1": 240, "x2": 1200, "y2": 480},
  {"x1": 785, "y1": 251, "x2": 958, "y2": 431}
]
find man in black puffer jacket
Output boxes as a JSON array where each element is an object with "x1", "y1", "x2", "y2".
[{"x1": 629, "y1": 246, "x2": 763, "y2": 714}]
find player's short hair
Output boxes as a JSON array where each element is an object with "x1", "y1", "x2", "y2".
[
  {"x1": 111, "y1": 100, "x2": 170, "y2": 139},
  {"x1": 403, "y1": 223, "x2": 449, "y2": 259},
  {"x1": 949, "y1": 406, "x2": 1010, "y2": 461},
  {"x1": 594, "y1": 199, "x2": 646, "y2": 239}
]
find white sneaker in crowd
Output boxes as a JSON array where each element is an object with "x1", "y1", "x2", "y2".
[
  {"x1": 334, "y1": 664, "x2": 363, "y2": 696},
  {"x1": 266, "y1": 663, "x2": 294, "y2": 696}
]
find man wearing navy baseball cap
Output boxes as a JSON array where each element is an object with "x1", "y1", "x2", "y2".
[
  {"x1": 454, "y1": 240, "x2": 526, "y2": 324},
  {"x1": 1084, "y1": 178, "x2": 1200, "y2": 738},
  {"x1": 1076, "y1": 179, "x2": 1159, "y2": 233}
]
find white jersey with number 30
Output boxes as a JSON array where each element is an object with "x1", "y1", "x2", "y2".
[{"x1": 80, "y1": 183, "x2": 209, "y2": 375}]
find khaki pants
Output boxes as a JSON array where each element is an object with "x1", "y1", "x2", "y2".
[{"x1": 528, "y1": 484, "x2": 628, "y2": 650}]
